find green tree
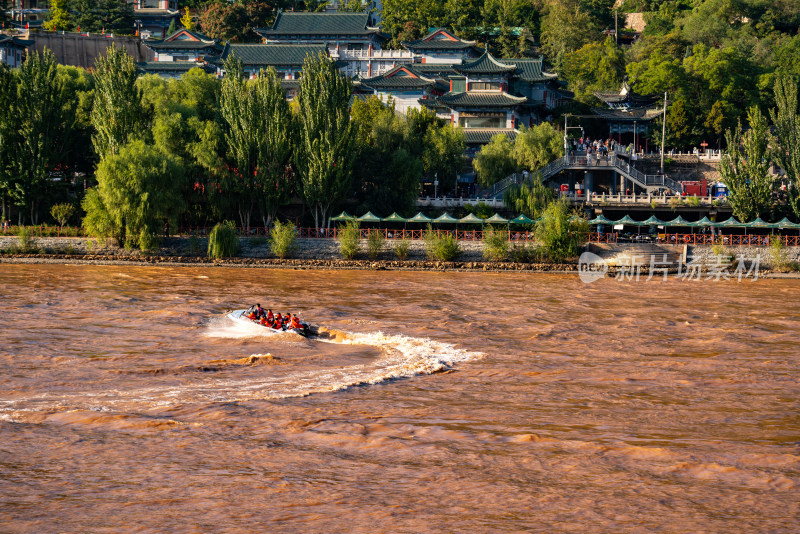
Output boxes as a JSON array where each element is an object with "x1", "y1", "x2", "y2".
[
  {"x1": 0, "y1": 64, "x2": 17, "y2": 223},
  {"x1": 91, "y1": 46, "x2": 144, "y2": 158},
  {"x1": 43, "y1": 0, "x2": 71, "y2": 31},
  {"x1": 535, "y1": 197, "x2": 587, "y2": 262},
  {"x1": 512, "y1": 122, "x2": 564, "y2": 171},
  {"x1": 504, "y1": 174, "x2": 554, "y2": 219},
  {"x1": 83, "y1": 140, "x2": 186, "y2": 249},
  {"x1": 474, "y1": 133, "x2": 517, "y2": 187},
  {"x1": 562, "y1": 37, "x2": 625, "y2": 103},
  {"x1": 422, "y1": 125, "x2": 465, "y2": 194},
  {"x1": 9, "y1": 49, "x2": 74, "y2": 224},
  {"x1": 540, "y1": 0, "x2": 600, "y2": 71},
  {"x1": 769, "y1": 76, "x2": 800, "y2": 219},
  {"x1": 719, "y1": 106, "x2": 774, "y2": 221},
  {"x1": 181, "y1": 7, "x2": 195, "y2": 30},
  {"x1": 295, "y1": 52, "x2": 357, "y2": 229},
  {"x1": 71, "y1": 0, "x2": 134, "y2": 34}
]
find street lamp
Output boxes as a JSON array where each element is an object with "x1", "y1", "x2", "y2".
[{"x1": 434, "y1": 173, "x2": 438, "y2": 198}]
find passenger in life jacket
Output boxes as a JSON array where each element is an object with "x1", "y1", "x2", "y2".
[
  {"x1": 247, "y1": 305, "x2": 257, "y2": 320},
  {"x1": 259, "y1": 315, "x2": 268, "y2": 326},
  {"x1": 274, "y1": 313, "x2": 283, "y2": 329},
  {"x1": 266, "y1": 309, "x2": 274, "y2": 322},
  {"x1": 289, "y1": 314, "x2": 302, "y2": 330},
  {"x1": 255, "y1": 304, "x2": 265, "y2": 318}
]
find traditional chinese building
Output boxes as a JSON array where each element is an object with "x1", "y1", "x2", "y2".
[
  {"x1": 254, "y1": 11, "x2": 411, "y2": 78},
  {"x1": 401, "y1": 28, "x2": 481, "y2": 65},
  {"x1": 133, "y1": 0, "x2": 180, "y2": 39},
  {"x1": 593, "y1": 82, "x2": 662, "y2": 147},
  {"x1": 139, "y1": 29, "x2": 220, "y2": 78},
  {"x1": 7, "y1": 0, "x2": 49, "y2": 28},
  {"x1": 0, "y1": 34, "x2": 34, "y2": 67}
]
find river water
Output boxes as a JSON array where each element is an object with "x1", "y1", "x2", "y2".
[{"x1": 0, "y1": 264, "x2": 798, "y2": 532}]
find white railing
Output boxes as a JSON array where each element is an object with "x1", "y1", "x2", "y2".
[{"x1": 417, "y1": 197, "x2": 505, "y2": 209}]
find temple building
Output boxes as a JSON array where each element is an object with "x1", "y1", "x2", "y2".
[
  {"x1": 138, "y1": 29, "x2": 220, "y2": 77},
  {"x1": 254, "y1": 11, "x2": 411, "y2": 78},
  {"x1": 401, "y1": 28, "x2": 481, "y2": 65},
  {"x1": 593, "y1": 82, "x2": 663, "y2": 148}
]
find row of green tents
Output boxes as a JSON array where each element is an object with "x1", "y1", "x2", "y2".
[
  {"x1": 331, "y1": 211, "x2": 800, "y2": 229},
  {"x1": 331, "y1": 211, "x2": 537, "y2": 225},
  {"x1": 590, "y1": 214, "x2": 800, "y2": 229}
]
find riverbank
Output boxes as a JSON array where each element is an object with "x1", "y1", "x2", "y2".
[{"x1": 1, "y1": 236, "x2": 798, "y2": 276}]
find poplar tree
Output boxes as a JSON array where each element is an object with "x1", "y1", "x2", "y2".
[
  {"x1": 9, "y1": 49, "x2": 73, "y2": 224},
  {"x1": 0, "y1": 64, "x2": 17, "y2": 223},
  {"x1": 91, "y1": 46, "x2": 144, "y2": 159},
  {"x1": 769, "y1": 76, "x2": 800, "y2": 219},
  {"x1": 719, "y1": 107, "x2": 774, "y2": 222},
  {"x1": 295, "y1": 52, "x2": 357, "y2": 229},
  {"x1": 218, "y1": 56, "x2": 293, "y2": 228}
]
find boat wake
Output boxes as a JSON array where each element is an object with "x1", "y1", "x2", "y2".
[{"x1": 0, "y1": 315, "x2": 482, "y2": 420}]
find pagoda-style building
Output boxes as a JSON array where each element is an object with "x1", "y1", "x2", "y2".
[
  {"x1": 360, "y1": 64, "x2": 444, "y2": 114},
  {"x1": 0, "y1": 34, "x2": 34, "y2": 67},
  {"x1": 593, "y1": 82, "x2": 662, "y2": 147},
  {"x1": 402, "y1": 28, "x2": 481, "y2": 65},
  {"x1": 139, "y1": 29, "x2": 220, "y2": 78}
]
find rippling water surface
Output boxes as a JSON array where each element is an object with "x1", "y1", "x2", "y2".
[{"x1": 1, "y1": 264, "x2": 798, "y2": 532}]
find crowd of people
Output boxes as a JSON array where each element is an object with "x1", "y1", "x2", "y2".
[{"x1": 246, "y1": 304, "x2": 305, "y2": 331}]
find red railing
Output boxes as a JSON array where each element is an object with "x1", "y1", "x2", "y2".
[{"x1": 657, "y1": 234, "x2": 800, "y2": 246}]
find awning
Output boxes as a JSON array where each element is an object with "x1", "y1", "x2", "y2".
[
  {"x1": 382, "y1": 212, "x2": 408, "y2": 223},
  {"x1": 509, "y1": 214, "x2": 535, "y2": 225},
  {"x1": 614, "y1": 215, "x2": 641, "y2": 225},
  {"x1": 459, "y1": 213, "x2": 485, "y2": 224},
  {"x1": 407, "y1": 212, "x2": 433, "y2": 223},
  {"x1": 695, "y1": 216, "x2": 716, "y2": 226},
  {"x1": 357, "y1": 211, "x2": 382, "y2": 223},
  {"x1": 642, "y1": 215, "x2": 665, "y2": 225},
  {"x1": 485, "y1": 214, "x2": 509, "y2": 224},
  {"x1": 330, "y1": 211, "x2": 356, "y2": 221},
  {"x1": 433, "y1": 213, "x2": 460, "y2": 224}
]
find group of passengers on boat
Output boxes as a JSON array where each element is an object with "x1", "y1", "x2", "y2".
[{"x1": 245, "y1": 304, "x2": 304, "y2": 331}]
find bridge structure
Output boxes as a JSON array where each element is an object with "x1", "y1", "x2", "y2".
[{"x1": 486, "y1": 152, "x2": 683, "y2": 199}]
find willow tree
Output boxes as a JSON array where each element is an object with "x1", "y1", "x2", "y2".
[
  {"x1": 218, "y1": 57, "x2": 293, "y2": 228},
  {"x1": 770, "y1": 76, "x2": 800, "y2": 219},
  {"x1": 295, "y1": 52, "x2": 357, "y2": 229},
  {"x1": 91, "y1": 46, "x2": 144, "y2": 159},
  {"x1": 9, "y1": 49, "x2": 73, "y2": 224},
  {"x1": 719, "y1": 106, "x2": 774, "y2": 222}
]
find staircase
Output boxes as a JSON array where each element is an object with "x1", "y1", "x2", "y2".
[{"x1": 487, "y1": 154, "x2": 683, "y2": 199}]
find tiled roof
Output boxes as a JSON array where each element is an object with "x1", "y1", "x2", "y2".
[
  {"x1": 207, "y1": 44, "x2": 327, "y2": 67},
  {"x1": 436, "y1": 91, "x2": 527, "y2": 108},
  {"x1": 464, "y1": 128, "x2": 519, "y2": 144},
  {"x1": 455, "y1": 52, "x2": 516, "y2": 74},
  {"x1": 255, "y1": 11, "x2": 378, "y2": 36},
  {"x1": 145, "y1": 29, "x2": 219, "y2": 50},
  {"x1": 590, "y1": 107, "x2": 663, "y2": 121},
  {"x1": 594, "y1": 82, "x2": 657, "y2": 106},
  {"x1": 500, "y1": 58, "x2": 558, "y2": 83},
  {"x1": 361, "y1": 65, "x2": 435, "y2": 91},
  {"x1": 408, "y1": 64, "x2": 459, "y2": 77},
  {"x1": 403, "y1": 29, "x2": 477, "y2": 51},
  {"x1": 0, "y1": 36, "x2": 34, "y2": 47},
  {"x1": 137, "y1": 61, "x2": 214, "y2": 73}
]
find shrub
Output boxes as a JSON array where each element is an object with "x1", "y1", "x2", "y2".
[
  {"x1": 509, "y1": 241, "x2": 533, "y2": 263},
  {"x1": 483, "y1": 226, "x2": 509, "y2": 261},
  {"x1": 394, "y1": 238, "x2": 410, "y2": 260},
  {"x1": 338, "y1": 221, "x2": 361, "y2": 259},
  {"x1": 650, "y1": 199, "x2": 658, "y2": 209},
  {"x1": 686, "y1": 196, "x2": 700, "y2": 207},
  {"x1": 668, "y1": 196, "x2": 681, "y2": 210},
  {"x1": 366, "y1": 229, "x2": 385, "y2": 260},
  {"x1": 770, "y1": 235, "x2": 790, "y2": 270},
  {"x1": 50, "y1": 203, "x2": 75, "y2": 228},
  {"x1": 17, "y1": 227, "x2": 38, "y2": 253},
  {"x1": 208, "y1": 221, "x2": 240, "y2": 258},
  {"x1": 423, "y1": 225, "x2": 461, "y2": 261},
  {"x1": 269, "y1": 220, "x2": 298, "y2": 259},
  {"x1": 534, "y1": 199, "x2": 588, "y2": 262}
]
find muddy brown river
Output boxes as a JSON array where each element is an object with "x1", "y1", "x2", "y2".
[{"x1": 0, "y1": 264, "x2": 798, "y2": 532}]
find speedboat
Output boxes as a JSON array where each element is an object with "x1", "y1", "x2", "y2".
[{"x1": 228, "y1": 307, "x2": 313, "y2": 337}]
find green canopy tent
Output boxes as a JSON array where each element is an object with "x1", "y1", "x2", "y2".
[
  {"x1": 643, "y1": 215, "x2": 665, "y2": 225},
  {"x1": 407, "y1": 212, "x2": 433, "y2": 224},
  {"x1": 613, "y1": 215, "x2": 640, "y2": 226},
  {"x1": 356, "y1": 211, "x2": 383, "y2": 223},
  {"x1": 589, "y1": 214, "x2": 614, "y2": 225},
  {"x1": 745, "y1": 217, "x2": 778, "y2": 229},
  {"x1": 695, "y1": 216, "x2": 716, "y2": 226},
  {"x1": 664, "y1": 215, "x2": 691, "y2": 228},
  {"x1": 775, "y1": 217, "x2": 800, "y2": 229},
  {"x1": 509, "y1": 214, "x2": 535, "y2": 225},
  {"x1": 330, "y1": 211, "x2": 356, "y2": 222},
  {"x1": 433, "y1": 213, "x2": 460, "y2": 224},
  {"x1": 715, "y1": 217, "x2": 745, "y2": 228},
  {"x1": 458, "y1": 213, "x2": 485, "y2": 225},
  {"x1": 485, "y1": 214, "x2": 509, "y2": 224},
  {"x1": 382, "y1": 212, "x2": 408, "y2": 223}
]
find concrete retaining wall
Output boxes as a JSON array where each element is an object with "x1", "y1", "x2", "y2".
[{"x1": 26, "y1": 31, "x2": 153, "y2": 67}]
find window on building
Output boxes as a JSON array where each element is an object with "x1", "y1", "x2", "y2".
[
  {"x1": 470, "y1": 82, "x2": 502, "y2": 91},
  {"x1": 458, "y1": 115, "x2": 505, "y2": 128}
]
